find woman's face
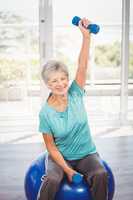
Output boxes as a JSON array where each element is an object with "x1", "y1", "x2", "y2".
[{"x1": 47, "y1": 71, "x2": 69, "y2": 96}]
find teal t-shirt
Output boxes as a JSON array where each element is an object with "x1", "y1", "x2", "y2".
[{"x1": 39, "y1": 80, "x2": 97, "y2": 160}]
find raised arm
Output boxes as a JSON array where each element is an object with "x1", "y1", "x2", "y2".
[{"x1": 75, "y1": 18, "x2": 91, "y2": 88}]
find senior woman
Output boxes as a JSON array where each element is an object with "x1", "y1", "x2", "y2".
[{"x1": 38, "y1": 18, "x2": 108, "y2": 200}]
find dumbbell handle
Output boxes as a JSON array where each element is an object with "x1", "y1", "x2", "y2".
[
  {"x1": 72, "y1": 16, "x2": 100, "y2": 34},
  {"x1": 72, "y1": 173, "x2": 83, "y2": 184}
]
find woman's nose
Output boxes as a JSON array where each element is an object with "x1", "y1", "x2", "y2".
[{"x1": 57, "y1": 80, "x2": 63, "y2": 86}]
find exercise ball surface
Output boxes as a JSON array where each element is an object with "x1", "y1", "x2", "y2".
[
  {"x1": 55, "y1": 178, "x2": 92, "y2": 200},
  {"x1": 102, "y1": 160, "x2": 115, "y2": 200},
  {"x1": 24, "y1": 153, "x2": 115, "y2": 200}
]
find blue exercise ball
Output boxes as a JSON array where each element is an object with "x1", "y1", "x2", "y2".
[
  {"x1": 102, "y1": 160, "x2": 115, "y2": 200},
  {"x1": 24, "y1": 153, "x2": 47, "y2": 200},
  {"x1": 24, "y1": 153, "x2": 115, "y2": 200}
]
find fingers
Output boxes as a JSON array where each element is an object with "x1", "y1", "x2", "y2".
[
  {"x1": 78, "y1": 17, "x2": 91, "y2": 38},
  {"x1": 79, "y1": 18, "x2": 91, "y2": 29},
  {"x1": 66, "y1": 168, "x2": 77, "y2": 182}
]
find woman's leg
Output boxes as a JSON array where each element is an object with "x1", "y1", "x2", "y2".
[
  {"x1": 76, "y1": 153, "x2": 108, "y2": 200},
  {"x1": 37, "y1": 155, "x2": 64, "y2": 200}
]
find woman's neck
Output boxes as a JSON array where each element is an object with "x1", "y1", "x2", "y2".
[{"x1": 52, "y1": 93, "x2": 68, "y2": 103}]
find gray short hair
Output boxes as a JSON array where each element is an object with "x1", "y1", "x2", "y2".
[{"x1": 41, "y1": 60, "x2": 69, "y2": 83}]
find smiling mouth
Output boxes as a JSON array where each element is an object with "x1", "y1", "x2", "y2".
[
  {"x1": 56, "y1": 86, "x2": 67, "y2": 90},
  {"x1": 56, "y1": 88, "x2": 65, "y2": 91}
]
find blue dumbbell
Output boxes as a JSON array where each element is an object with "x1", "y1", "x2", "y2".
[
  {"x1": 72, "y1": 16, "x2": 100, "y2": 34},
  {"x1": 72, "y1": 173, "x2": 83, "y2": 184}
]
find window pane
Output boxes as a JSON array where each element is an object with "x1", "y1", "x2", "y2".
[
  {"x1": 129, "y1": 0, "x2": 133, "y2": 80},
  {"x1": 0, "y1": 0, "x2": 40, "y2": 144},
  {"x1": 53, "y1": 0, "x2": 122, "y2": 82},
  {"x1": 128, "y1": 0, "x2": 133, "y2": 122}
]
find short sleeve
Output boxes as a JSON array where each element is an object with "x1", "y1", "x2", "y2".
[
  {"x1": 39, "y1": 112, "x2": 52, "y2": 135},
  {"x1": 69, "y1": 80, "x2": 85, "y2": 97}
]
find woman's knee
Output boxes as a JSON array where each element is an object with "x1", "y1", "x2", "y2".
[
  {"x1": 85, "y1": 168, "x2": 108, "y2": 184},
  {"x1": 94, "y1": 168, "x2": 108, "y2": 181}
]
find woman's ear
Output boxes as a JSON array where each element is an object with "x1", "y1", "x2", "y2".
[{"x1": 47, "y1": 84, "x2": 51, "y2": 90}]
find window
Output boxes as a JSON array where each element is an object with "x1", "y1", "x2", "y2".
[{"x1": 0, "y1": 0, "x2": 40, "y2": 117}]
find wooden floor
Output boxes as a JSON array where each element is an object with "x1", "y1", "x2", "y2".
[{"x1": 0, "y1": 135, "x2": 133, "y2": 200}]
